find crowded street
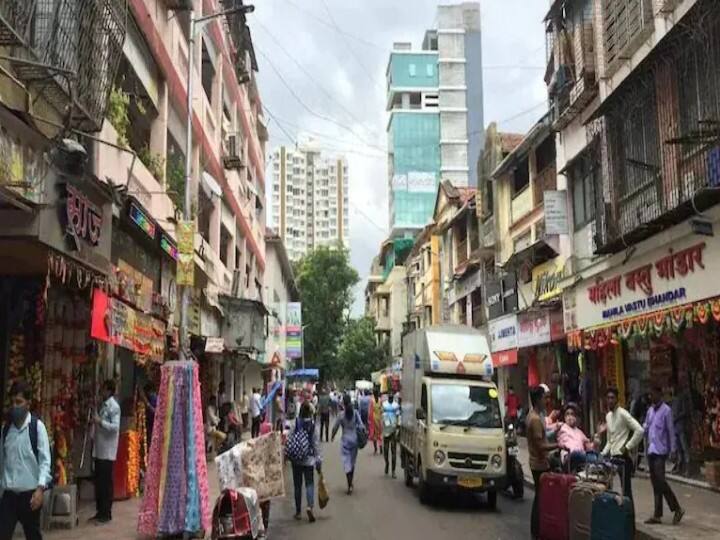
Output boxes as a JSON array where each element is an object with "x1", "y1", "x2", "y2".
[{"x1": 3, "y1": 1, "x2": 720, "y2": 540}]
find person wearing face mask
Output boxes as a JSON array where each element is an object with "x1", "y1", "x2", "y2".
[
  {"x1": 90, "y1": 380, "x2": 120, "y2": 525},
  {"x1": 0, "y1": 380, "x2": 52, "y2": 540}
]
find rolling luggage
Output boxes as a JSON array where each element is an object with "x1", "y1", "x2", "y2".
[
  {"x1": 569, "y1": 481, "x2": 606, "y2": 540},
  {"x1": 539, "y1": 472, "x2": 577, "y2": 540},
  {"x1": 590, "y1": 491, "x2": 634, "y2": 540}
]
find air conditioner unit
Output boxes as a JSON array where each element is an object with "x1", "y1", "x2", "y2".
[{"x1": 222, "y1": 134, "x2": 245, "y2": 170}]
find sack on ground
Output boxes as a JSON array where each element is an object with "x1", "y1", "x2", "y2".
[{"x1": 318, "y1": 473, "x2": 330, "y2": 509}]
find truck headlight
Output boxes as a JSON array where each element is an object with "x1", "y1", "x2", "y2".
[
  {"x1": 491, "y1": 454, "x2": 503, "y2": 469},
  {"x1": 434, "y1": 450, "x2": 446, "y2": 466}
]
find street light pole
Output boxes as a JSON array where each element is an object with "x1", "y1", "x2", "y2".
[{"x1": 179, "y1": 4, "x2": 254, "y2": 355}]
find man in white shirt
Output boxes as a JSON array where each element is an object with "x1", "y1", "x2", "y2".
[
  {"x1": 0, "y1": 380, "x2": 53, "y2": 540},
  {"x1": 250, "y1": 388, "x2": 262, "y2": 438},
  {"x1": 91, "y1": 380, "x2": 121, "y2": 524},
  {"x1": 602, "y1": 387, "x2": 644, "y2": 500}
]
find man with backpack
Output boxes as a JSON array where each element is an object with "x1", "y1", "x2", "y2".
[{"x1": 0, "y1": 380, "x2": 53, "y2": 540}]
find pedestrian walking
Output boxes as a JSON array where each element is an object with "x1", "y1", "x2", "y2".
[
  {"x1": 250, "y1": 387, "x2": 262, "y2": 438},
  {"x1": 644, "y1": 387, "x2": 685, "y2": 525},
  {"x1": 318, "y1": 390, "x2": 331, "y2": 443},
  {"x1": 332, "y1": 394, "x2": 363, "y2": 494},
  {"x1": 359, "y1": 391, "x2": 370, "y2": 429},
  {"x1": 288, "y1": 402, "x2": 322, "y2": 523},
  {"x1": 91, "y1": 380, "x2": 121, "y2": 524},
  {"x1": 0, "y1": 380, "x2": 53, "y2": 540},
  {"x1": 240, "y1": 392, "x2": 250, "y2": 432},
  {"x1": 382, "y1": 393, "x2": 400, "y2": 478},
  {"x1": 368, "y1": 390, "x2": 383, "y2": 455},
  {"x1": 601, "y1": 387, "x2": 644, "y2": 501},
  {"x1": 527, "y1": 385, "x2": 558, "y2": 540},
  {"x1": 671, "y1": 387, "x2": 691, "y2": 475}
]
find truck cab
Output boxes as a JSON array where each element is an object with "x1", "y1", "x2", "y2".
[{"x1": 400, "y1": 326, "x2": 505, "y2": 508}]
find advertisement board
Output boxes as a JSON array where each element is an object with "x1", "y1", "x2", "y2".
[
  {"x1": 544, "y1": 190, "x2": 569, "y2": 235},
  {"x1": 286, "y1": 302, "x2": 303, "y2": 359},
  {"x1": 488, "y1": 314, "x2": 518, "y2": 352}
]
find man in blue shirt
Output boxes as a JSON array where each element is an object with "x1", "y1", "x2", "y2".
[
  {"x1": 0, "y1": 380, "x2": 52, "y2": 540},
  {"x1": 90, "y1": 380, "x2": 120, "y2": 524},
  {"x1": 382, "y1": 393, "x2": 401, "y2": 478}
]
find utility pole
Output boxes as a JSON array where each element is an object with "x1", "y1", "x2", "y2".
[{"x1": 179, "y1": 3, "x2": 254, "y2": 354}]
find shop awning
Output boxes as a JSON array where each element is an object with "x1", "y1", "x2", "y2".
[
  {"x1": 286, "y1": 368, "x2": 320, "y2": 380},
  {"x1": 503, "y1": 236, "x2": 559, "y2": 271},
  {"x1": 201, "y1": 171, "x2": 223, "y2": 199}
]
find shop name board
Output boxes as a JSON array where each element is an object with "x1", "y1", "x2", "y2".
[
  {"x1": 588, "y1": 242, "x2": 705, "y2": 306},
  {"x1": 487, "y1": 272, "x2": 518, "y2": 320},
  {"x1": 574, "y1": 236, "x2": 719, "y2": 330},
  {"x1": 517, "y1": 310, "x2": 564, "y2": 347},
  {"x1": 160, "y1": 233, "x2": 178, "y2": 260},
  {"x1": 65, "y1": 184, "x2": 103, "y2": 245},
  {"x1": 488, "y1": 314, "x2": 518, "y2": 352},
  {"x1": 532, "y1": 258, "x2": 564, "y2": 302},
  {"x1": 129, "y1": 202, "x2": 156, "y2": 239}
]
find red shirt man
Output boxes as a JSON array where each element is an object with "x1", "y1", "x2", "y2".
[{"x1": 506, "y1": 386, "x2": 520, "y2": 419}]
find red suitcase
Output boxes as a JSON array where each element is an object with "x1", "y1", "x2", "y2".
[{"x1": 539, "y1": 472, "x2": 577, "y2": 540}]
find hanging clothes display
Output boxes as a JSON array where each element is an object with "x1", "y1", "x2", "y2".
[{"x1": 138, "y1": 361, "x2": 210, "y2": 537}]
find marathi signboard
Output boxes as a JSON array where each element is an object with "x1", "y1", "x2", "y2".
[
  {"x1": 91, "y1": 288, "x2": 165, "y2": 362},
  {"x1": 574, "y1": 235, "x2": 715, "y2": 329},
  {"x1": 286, "y1": 302, "x2": 302, "y2": 359},
  {"x1": 543, "y1": 190, "x2": 569, "y2": 235},
  {"x1": 177, "y1": 220, "x2": 195, "y2": 286}
]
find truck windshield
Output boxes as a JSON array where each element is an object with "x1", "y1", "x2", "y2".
[{"x1": 431, "y1": 385, "x2": 502, "y2": 429}]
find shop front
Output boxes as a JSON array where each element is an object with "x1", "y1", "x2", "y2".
[
  {"x1": 566, "y1": 230, "x2": 720, "y2": 473},
  {"x1": 0, "y1": 135, "x2": 114, "y2": 488}
]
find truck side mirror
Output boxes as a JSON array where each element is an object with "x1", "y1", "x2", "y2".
[{"x1": 416, "y1": 408, "x2": 426, "y2": 421}]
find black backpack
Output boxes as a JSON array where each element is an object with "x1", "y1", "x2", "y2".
[
  {"x1": 2, "y1": 414, "x2": 53, "y2": 489},
  {"x1": 2, "y1": 414, "x2": 40, "y2": 460}
]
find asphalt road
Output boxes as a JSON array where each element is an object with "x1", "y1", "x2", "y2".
[{"x1": 269, "y1": 429, "x2": 531, "y2": 540}]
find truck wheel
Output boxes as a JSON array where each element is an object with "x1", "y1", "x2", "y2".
[
  {"x1": 404, "y1": 455, "x2": 414, "y2": 488},
  {"x1": 486, "y1": 488, "x2": 497, "y2": 510},
  {"x1": 418, "y1": 465, "x2": 432, "y2": 505}
]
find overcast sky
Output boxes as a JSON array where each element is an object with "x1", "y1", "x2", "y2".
[{"x1": 253, "y1": 0, "x2": 548, "y2": 315}]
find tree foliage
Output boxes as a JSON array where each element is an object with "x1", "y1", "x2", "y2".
[
  {"x1": 337, "y1": 317, "x2": 391, "y2": 385},
  {"x1": 295, "y1": 245, "x2": 359, "y2": 381}
]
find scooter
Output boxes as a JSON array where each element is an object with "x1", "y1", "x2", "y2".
[{"x1": 504, "y1": 423, "x2": 524, "y2": 499}]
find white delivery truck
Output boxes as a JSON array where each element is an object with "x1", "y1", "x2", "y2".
[{"x1": 400, "y1": 325, "x2": 505, "y2": 508}]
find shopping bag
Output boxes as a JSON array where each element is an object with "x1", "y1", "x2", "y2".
[{"x1": 318, "y1": 473, "x2": 330, "y2": 509}]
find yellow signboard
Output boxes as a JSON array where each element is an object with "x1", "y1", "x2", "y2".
[
  {"x1": 177, "y1": 220, "x2": 195, "y2": 255},
  {"x1": 532, "y1": 257, "x2": 565, "y2": 302}
]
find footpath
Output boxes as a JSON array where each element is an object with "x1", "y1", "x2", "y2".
[{"x1": 518, "y1": 439, "x2": 720, "y2": 540}]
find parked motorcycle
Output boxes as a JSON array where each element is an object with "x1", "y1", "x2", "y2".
[{"x1": 504, "y1": 423, "x2": 524, "y2": 499}]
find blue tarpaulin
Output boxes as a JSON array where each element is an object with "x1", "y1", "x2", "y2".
[
  {"x1": 260, "y1": 381, "x2": 283, "y2": 411},
  {"x1": 286, "y1": 369, "x2": 320, "y2": 380}
]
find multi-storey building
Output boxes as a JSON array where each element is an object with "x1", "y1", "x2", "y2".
[
  {"x1": 271, "y1": 142, "x2": 350, "y2": 261},
  {"x1": 0, "y1": 0, "x2": 269, "y2": 463},
  {"x1": 386, "y1": 1, "x2": 483, "y2": 235}
]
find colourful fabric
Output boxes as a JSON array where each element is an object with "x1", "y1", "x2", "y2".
[
  {"x1": 158, "y1": 367, "x2": 187, "y2": 534},
  {"x1": 137, "y1": 362, "x2": 210, "y2": 537},
  {"x1": 138, "y1": 366, "x2": 171, "y2": 536},
  {"x1": 184, "y1": 364, "x2": 201, "y2": 532}
]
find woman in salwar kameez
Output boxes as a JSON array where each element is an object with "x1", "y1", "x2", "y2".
[
  {"x1": 332, "y1": 393, "x2": 362, "y2": 494},
  {"x1": 368, "y1": 390, "x2": 383, "y2": 455}
]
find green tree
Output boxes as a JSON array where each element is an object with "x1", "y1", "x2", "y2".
[
  {"x1": 295, "y1": 245, "x2": 359, "y2": 381},
  {"x1": 337, "y1": 317, "x2": 391, "y2": 385}
]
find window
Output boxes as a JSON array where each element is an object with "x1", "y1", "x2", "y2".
[
  {"x1": 426, "y1": 64, "x2": 434, "y2": 77},
  {"x1": 571, "y1": 153, "x2": 597, "y2": 228},
  {"x1": 421, "y1": 384, "x2": 428, "y2": 412},
  {"x1": 430, "y1": 385, "x2": 502, "y2": 428},
  {"x1": 512, "y1": 157, "x2": 530, "y2": 195},
  {"x1": 409, "y1": 63, "x2": 417, "y2": 77},
  {"x1": 201, "y1": 41, "x2": 216, "y2": 104}
]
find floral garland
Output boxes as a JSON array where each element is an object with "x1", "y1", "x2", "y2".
[{"x1": 568, "y1": 296, "x2": 720, "y2": 350}]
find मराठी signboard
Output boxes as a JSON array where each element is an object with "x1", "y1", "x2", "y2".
[{"x1": 574, "y1": 235, "x2": 714, "y2": 329}]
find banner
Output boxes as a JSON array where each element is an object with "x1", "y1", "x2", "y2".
[
  {"x1": 91, "y1": 288, "x2": 165, "y2": 362},
  {"x1": 177, "y1": 220, "x2": 195, "y2": 286},
  {"x1": 286, "y1": 302, "x2": 302, "y2": 359}
]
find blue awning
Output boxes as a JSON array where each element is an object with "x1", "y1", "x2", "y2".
[{"x1": 286, "y1": 369, "x2": 319, "y2": 380}]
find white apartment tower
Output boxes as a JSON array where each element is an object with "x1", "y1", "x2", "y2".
[{"x1": 271, "y1": 142, "x2": 350, "y2": 261}]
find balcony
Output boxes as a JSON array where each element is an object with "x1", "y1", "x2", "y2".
[
  {"x1": 376, "y1": 315, "x2": 392, "y2": 332},
  {"x1": 6, "y1": 0, "x2": 126, "y2": 132},
  {"x1": 592, "y1": 7, "x2": 720, "y2": 253},
  {"x1": 603, "y1": 0, "x2": 654, "y2": 77},
  {"x1": 511, "y1": 187, "x2": 532, "y2": 224},
  {"x1": 480, "y1": 217, "x2": 496, "y2": 248}
]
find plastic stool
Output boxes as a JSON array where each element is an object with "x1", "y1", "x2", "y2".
[{"x1": 47, "y1": 485, "x2": 78, "y2": 529}]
